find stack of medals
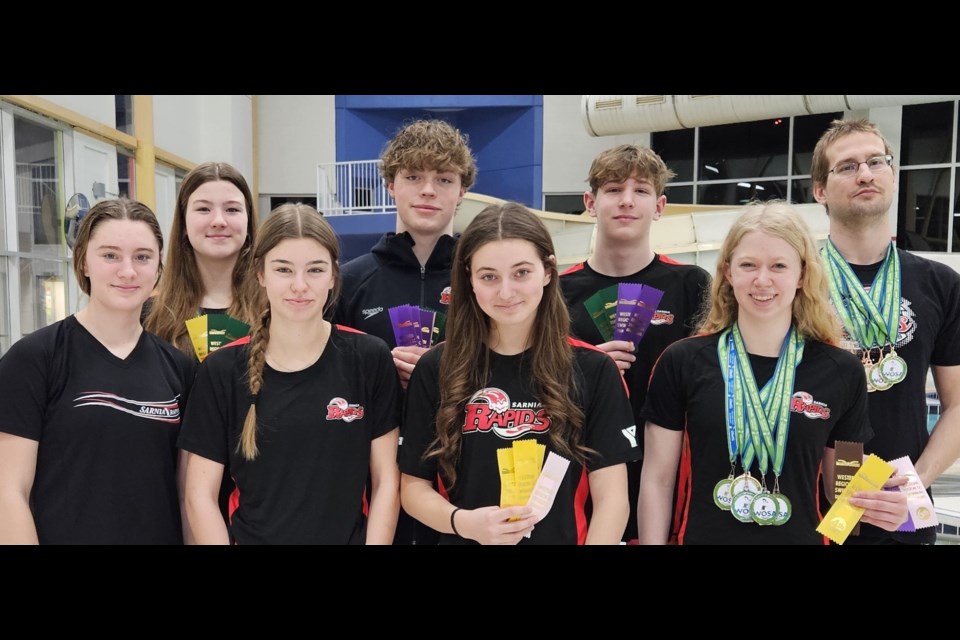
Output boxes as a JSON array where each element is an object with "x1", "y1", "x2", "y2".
[
  {"x1": 714, "y1": 324, "x2": 804, "y2": 526},
  {"x1": 822, "y1": 240, "x2": 907, "y2": 393}
]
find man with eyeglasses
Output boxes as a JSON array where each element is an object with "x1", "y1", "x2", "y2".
[{"x1": 812, "y1": 118, "x2": 960, "y2": 544}]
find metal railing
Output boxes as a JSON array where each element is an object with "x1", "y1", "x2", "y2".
[{"x1": 317, "y1": 160, "x2": 394, "y2": 215}]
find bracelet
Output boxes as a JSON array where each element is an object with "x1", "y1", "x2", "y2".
[{"x1": 450, "y1": 507, "x2": 463, "y2": 537}]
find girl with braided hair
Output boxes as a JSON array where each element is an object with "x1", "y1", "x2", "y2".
[{"x1": 177, "y1": 204, "x2": 402, "y2": 544}]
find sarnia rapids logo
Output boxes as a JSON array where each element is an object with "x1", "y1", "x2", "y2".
[
  {"x1": 326, "y1": 397, "x2": 365, "y2": 422},
  {"x1": 462, "y1": 387, "x2": 550, "y2": 439},
  {"x1": 790, "y1": 391, "x2": 831, "y2": 420}
]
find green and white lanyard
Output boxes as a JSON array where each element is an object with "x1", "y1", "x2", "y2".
[
  {"x1": 714, "y1": 324, "x2": 803, "y2": 526},
  {"x1": 821, "y1": 240, "x2": 907, "y2": 390}
]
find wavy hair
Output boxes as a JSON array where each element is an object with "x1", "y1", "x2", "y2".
[
  {"x1": 239, "y1": 203, "x2": 341, "y2": 460},
  {"x1": 698, "y1": 201, "x2": 841, "y2": 344},
  {"x1": 379, "y1": 119, "x2": 477, "y2": 190},
  {"x1": 428, "y1": 202, "x2": 591, "y2": 486},
  {"x1": 145, "y1": 162, "x2": 259, "y2": 355},
  {"x1": 587, "y1": 144, "x2": 676, "y2": 196}
]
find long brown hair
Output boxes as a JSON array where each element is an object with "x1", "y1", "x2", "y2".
[
  {"x1": 698, "y1": 201, "x2": 841, "y2": 344},
  {"x1": 145, "y1": 162, "x2": 259, "y2": 355},
  {"x1": 239, "y1": 203, "x2": 341, "y2": 460},
  {"x1": 429, "y1": 202, "x2": 590, "y2": 486}
]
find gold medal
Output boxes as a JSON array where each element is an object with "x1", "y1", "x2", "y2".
[
  {"x1": 869, "y1": 362, "x2": 893, "y2": 392},
  {"x1": 750, "y1": 492, "x2": 778, "y2": 526},
  {"x1": 879, "y1": 349, "x2": 908, "y2": 385},
  {"x1": 730, "y1": 473, "x2": 762, "y2": 498},
  {"x1": 713, "y1": 477, "x2": 734, "y2": 511},
  {"x1": 862, "y1": 353, "x2": 876, "y2": 393},
  {"x1": 772, "y1": 492, "x2": 792, "y2": 525},
  {"x1": 731, "y1": 491, "x2": 757, "y2": 523}
]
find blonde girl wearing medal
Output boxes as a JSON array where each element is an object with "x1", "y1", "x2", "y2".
[{"x1": 638, "y1": 202, "x2": 907, "y2": 544}]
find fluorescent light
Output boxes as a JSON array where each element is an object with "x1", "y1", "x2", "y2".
[
  {"x1": 737, "y1": 182, "x2": 751, "y2": 188},
  {"x1": 755, "y1": 185, "x2": 765, "y2": 191},
  {"x1": 704, "y1": 165, "x2": 719, "y2": 173}
]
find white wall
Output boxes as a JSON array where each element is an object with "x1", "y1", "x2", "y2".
[
  {"x1": 257, "y1": 95, "x2": 336, "y2": 196},
  {"x1": 153, "y1": 95, "x2": 253, "y2": 181},
  {"x1": 154, "y1": 95, "x2": 202, "y2": 160},
  {"x1": 542, "y1": 95, "x2": 646, "y2": 194},
  {"x1": 199, "y1": 95, "x2": 253, "y2": 183},
  {"x1": 38, "y1": 95, "x2": 115, "y2": 128}
]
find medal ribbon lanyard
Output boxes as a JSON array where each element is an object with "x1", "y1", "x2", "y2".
[
  {"x1": 822, "y1": 239, "x2": 901, "y2": 349},
  {"x1": 731, "y1": 324, "x2": 803, "y2": 482},
  {"x1": 719, "y1": 328, "x2": 755, "y2": 474}
]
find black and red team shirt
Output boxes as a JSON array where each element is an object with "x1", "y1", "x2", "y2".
[
  {"x1": 333, "y1": 232, "x2": 456, "y2": 348},
  {"x1": 399, "y1": 340, "x2": 640, "y2": 545},
  {"x1": 177, "y1": 325, "x2": 401, "y2": 545},
  {"x1": 561, "y1": 255, "x2": 710, "y2": 541},
  {"x1": 0, "y1": 315, "x2": 195, "y2": 544},
  {"x1": 832, "y1": 249, "x2": 960, "y2": 544},
  {"x1": 643, "y1": 334, "x2": 871, "y2": 545}
]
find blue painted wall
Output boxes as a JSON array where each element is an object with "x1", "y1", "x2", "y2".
[{"x1": 335, "y1": 95, "x2": 543, "y2": 206}]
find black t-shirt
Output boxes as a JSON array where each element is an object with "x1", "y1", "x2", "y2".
[
  {"x1": 561, "y1": 255, "x2": 710, "y2": 541},
  {"x1": 835, "y1": 249, "x2": 960, "y2": 543},
  {"x1": 643, "y1": 334, "x2": 870, "y2": 545},
  {"x1": 399, "y1": 339, "x2": 640, "y2": 545},
  {"x1": 561, "y1": 256, "x2": 711, "y2": 439},
  {"x1": 0, "y1": 315, "x2": 195, "y2": 544},
  {"x1": 177, "y1": 325, "x2": 401, "y2": 544}
]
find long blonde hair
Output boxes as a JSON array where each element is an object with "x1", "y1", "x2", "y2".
[
  {"x1": 145, "y1": 162, "x2": 260, "y2": 355},
  {"x1": 239, "y1": 203, "x2": 341, "y2": 460},
  {"x1": 698, "y1": 201, "x2": 841, "y2": 344},
  {"x1": 429, "y1": 202, "x2": 591, "y2": 486}
]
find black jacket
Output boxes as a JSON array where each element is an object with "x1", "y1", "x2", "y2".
[{"x1": 333, "y1": 232, "x2": 457, "y2": 347}]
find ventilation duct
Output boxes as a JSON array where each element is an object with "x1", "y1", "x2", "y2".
[{"x1": 581, "y1": 95, "x2": 960, "y2": 136}]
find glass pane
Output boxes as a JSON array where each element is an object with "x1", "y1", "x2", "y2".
[
  {"x1": 0, "y1": 147, "x2": 5, "y2": 249},
  {"x1": 902, "y1": 102, "x2": 953, "y2": 166},
  {"x1": 954, "y1": 214, "x2": 960, "y2": 254},
  {"x1": 664, "y1": 184, "x2": 693, "y2": 204},
  {"x1": 175, "y1": 168, "x2": 186, "y2": 196},
  {"x1": 791, "y1": 178, "x2": 816, "y2": 204},
  {"x1": 792, "y1": 112, "x2": 843, "y2": 175},
  {"x1": 544, "y1": 194, "x2": 586, "y2": 215},
  {"x1": 897, "y1": 168, "x2": 950, "y2": 252},
  {"x1": 698, "y1": 180, "x2": 788, "y2": 206},
  {"x1": 0, "y1": 257, "x2": 8, "y2": 354},
  {"x1": 699, "y1": 120, "x2": 789, "y2": 181},
  {"x1": 19, "y1": 258, "x2": 68, "y2": 337},
  {"x1": 956, "y1": 168, "x2": 960, "y2": 213},
  {"x1": 115, "y1": 95, "x2": 134, "y2": 135},
  {"x1": 118, "y1": 149, "x2": 136, "y2": 198},
  {"x1": 652, "y1": 128, "x2": 695, "y2": 182},
  {"x1": 14, "y1": 117, "x2": 62, "y2": 256}
]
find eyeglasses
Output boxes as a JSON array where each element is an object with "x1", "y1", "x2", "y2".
[{"x1": 828, "y1": 154, "x2": 894, "y2": 178}]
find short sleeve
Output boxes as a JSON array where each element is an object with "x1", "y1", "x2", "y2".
[
  {"x1": 176, "y1": 351, "x2": 234, "y2": 465},
  {"x1": 825, "y1": 351, "x2": 872, "y2": 447},
  {"x1": 364, "y1": 337, "x2": 402, "y2": 440},
  {"x1": 641, "y1": 342, "x2": 689, "y2": 432},
  {"x1": 398, "y1": 346, "x2": 442, "y2": 480},
  {"x1": 580, "y1": 350, "x2": 642, "y2": 470},
  {"x1": 932, "y1": 266, "x2": 960, "y2": 367},
  {"x1": 0, "y1": 334, "x2": 51, "y2": 441}
]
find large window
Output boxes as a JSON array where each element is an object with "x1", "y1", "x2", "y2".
[
  {"x1": 897, "y1": 101, "x2": 960, "y2": 253},
  {"x1": 0, "y1": 109, "x2": 70, "y2": 354},
  {"x1": 652, "y1": 113, "x2": 842, "y2": 206}
]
